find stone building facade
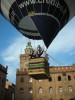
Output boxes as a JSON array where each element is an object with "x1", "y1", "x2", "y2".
[
  {"x1": 15, "y1": 42, "x2": 75, "y2": 100},
  {"x1": 0, "y1": 64, "x2": 15, "y2": 100},
  {"x1": 0, "y1": 64, "x2": 8, "y2": 100},
  {"x1": 5, "y1": 80, "x2": 15, "y2": 100}
]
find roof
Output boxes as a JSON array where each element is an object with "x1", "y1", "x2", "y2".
[{"x1": 0, "y1": 64, "x2": 8, "y2": 74}]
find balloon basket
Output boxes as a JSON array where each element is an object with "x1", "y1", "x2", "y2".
[{"x1": 28, "y1": 57, "x2": 50, "y2": 79}]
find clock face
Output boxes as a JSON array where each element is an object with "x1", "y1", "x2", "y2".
[{"x1": 26, "y1": 49, "x2": 30, "y2": 54}]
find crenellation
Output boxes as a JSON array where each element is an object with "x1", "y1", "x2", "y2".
[
  {"x1": 16, "y1": 68, "x2": 28, "y2": 75},
  {"x1": 49, "y1": 66, "x2": 75, "y2": 73}
]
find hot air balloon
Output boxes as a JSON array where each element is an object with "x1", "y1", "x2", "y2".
[{"x1": 0, "y1": 0, "x2": 75, "y2": 48}]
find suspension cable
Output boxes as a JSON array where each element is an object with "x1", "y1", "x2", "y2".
[{"x1": 48, "y1": 54, "x2": 64, "y2": 66}]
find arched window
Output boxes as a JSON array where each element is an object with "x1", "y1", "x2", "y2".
[
  {"x1": 29, "y1": 88, "x2": 33, "y2": 93},
  {"x1": 20, "y1": 77, "x2": 24, "y2": 83},
  {"x1": 38, "y1": 80, "x2": 42, "y2": 82},
  {"x1": 68, "y1": 75, "x2": 71, "y2": 81},
  {"x1": 49, "y1": 77, "x2": 52, "y2": 82},
  {"x1": 20, "y1": 88, "x2": 24, "y2": 93},
  {"x1": 59, "y1": 86, "x2": 63, "y2": 93},
  {"x1": 38, "y1": 87, "x2": 42, "y2": 93},
  {"x1": 49, "y1": 87, "x2": 53, "y2": 93},
  {"x1": 29, "y1": 78, "x2": 33, "y2": 82},
  {"x1": 69, "y1": 86, "x2": 72, "y2": 92},
  {"x1": 58, "y1": 76, "x2": 61, "y2": 81}
]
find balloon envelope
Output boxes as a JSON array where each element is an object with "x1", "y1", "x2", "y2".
[{"x1": 0, "y1": 0, "x2": 74, "y2": 47}]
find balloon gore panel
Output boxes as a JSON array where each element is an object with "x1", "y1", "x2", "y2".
[{"x1": 0, "y1": 0, "x2": 69, "y2": 47}]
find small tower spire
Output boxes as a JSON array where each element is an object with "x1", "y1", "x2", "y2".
[{"x1": 25, "y1": 41, "x2": 33, "y2": 55}]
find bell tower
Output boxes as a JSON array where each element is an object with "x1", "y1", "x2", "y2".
[
  {"x1": 20, "y1": 41, "x2": 33, "y2": 69},
  {"x1": 25, "y1": 41, "x2": 33, "y2": 55}
]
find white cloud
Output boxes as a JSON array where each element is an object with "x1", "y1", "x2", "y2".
[
  {"x1": 2, "y1": 37, "x2": 27, "y2": 62},
  {"x1": 1, "y1": 36, "x2": 43, "y2": 83},
  {"x1": 47, "y1": 17, "x2": 75, "y2": 54},
  {"x1": 2, "y1": 36, "x2": 44, "y2": 63}
]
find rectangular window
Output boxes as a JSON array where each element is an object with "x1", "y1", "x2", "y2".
[{"x1": 21, "y1": 77, "x2": 24, "y2": 83}]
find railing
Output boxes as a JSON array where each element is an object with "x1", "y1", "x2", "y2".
[{"x1": 28, "y1": 68, "x2": 45, "y2": 73}]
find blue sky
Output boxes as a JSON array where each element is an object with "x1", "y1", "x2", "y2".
[{"x1": 0, "y1": 14, "x2": 75, "y2": 84}]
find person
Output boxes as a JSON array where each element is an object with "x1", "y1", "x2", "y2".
[
  {"x1": 37, "y1": 45, "x2": 44, "y2": 57},
  {"x1": 30, "y1": 45, "x2": 44, "y2": 58}
]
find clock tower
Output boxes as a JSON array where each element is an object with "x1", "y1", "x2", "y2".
[
  {"x1": 25, "y1": 41, "x2": 33, "y2": 55},
  {"x1": 20, "y1": 41, "x2": 33, "y2": 69}
]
